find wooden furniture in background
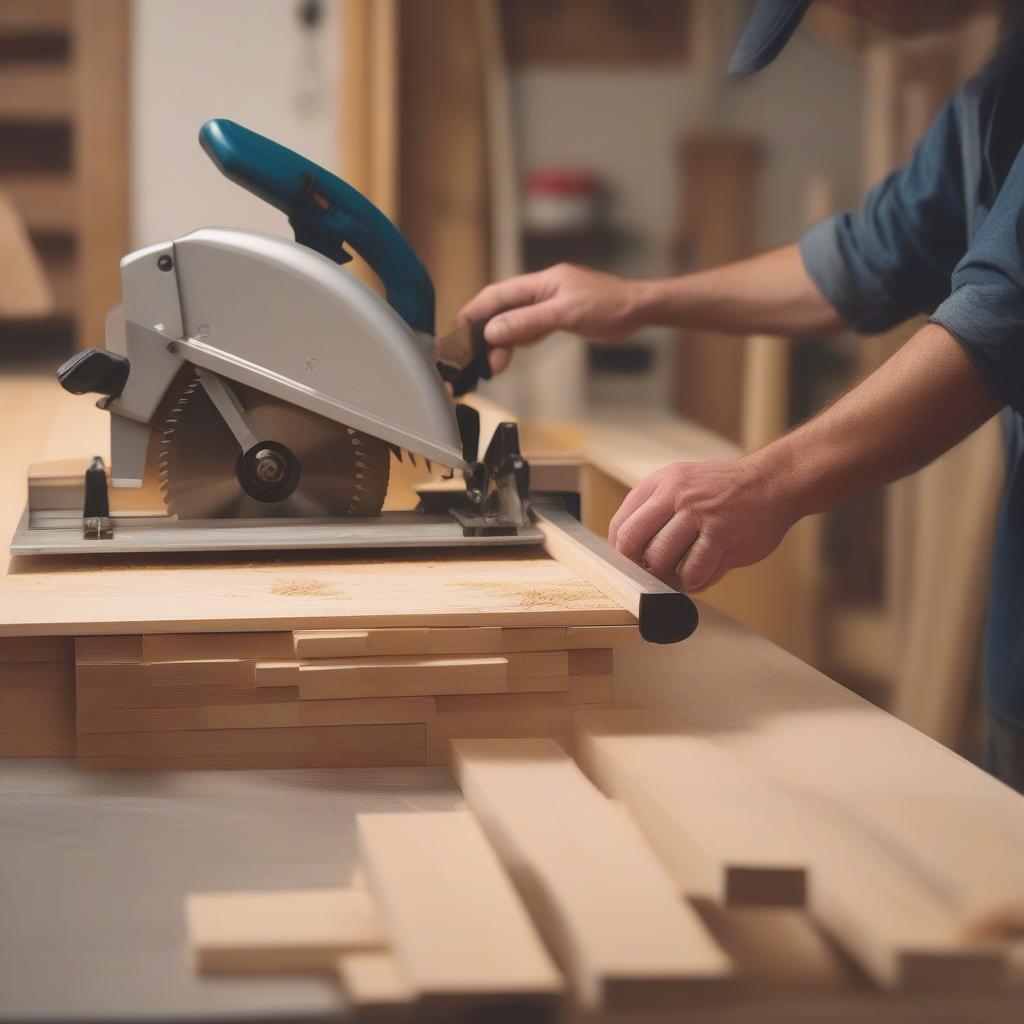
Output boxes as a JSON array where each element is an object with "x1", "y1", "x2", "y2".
[
  {"x1": 0, "y1": 0, "x2": 129, "y2": 352},
  {"x1": 0, "y1": 190, "x2": 52, "y2": 316}
]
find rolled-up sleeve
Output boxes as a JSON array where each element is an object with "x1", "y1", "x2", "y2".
[
  {"x1": 800, "y1": 98, "x2": 968, "y2": 333},
  {"x1": 930, "y1": 142, "x2": 1024, "y2": 413}
]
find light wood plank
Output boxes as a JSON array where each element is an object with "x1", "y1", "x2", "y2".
[
  {"x1": 299, "y1": 696, "x2": 434, "y2": 727},
  {"x1": 187, "y1": 888, "x2": 386, "y2": 973},
  {"x1": 357, "y1": 811, "x2": 562, "y2": 1010},
  {"x1": 142, "y1": 633, "x2": 294, "y2": 663},
  {"x1": 427, "y1": 627, "x2": 502, "y2": 654},
  {"x1": 76, "y1": 635, "x2": 142, "y2": 664},
  {"x1": 450, "y1": 738, "x2": 732, "y2": 1009},
  {"x1": 293, "y1": 629, "x2": 370, "y2": 658},
  {"x1": 508, "y1": 651, "x2": 568, "y2": 678},
  {"x1": 565, "y1": 625, "x2": 643, "y2": 648},
  {"x1": 299, "y1": 656, "x2": 508, "y2": 700},
  {"x1": 144, "y1": 659, "x2": 255, "y2": 687},
  {"x1": 337, "y1": 951, "x2": 416, "y2": 1012},
  {"x1": 500, "y1": 626, "x2": 568, "y2": 652},
  {"x1": 426, "y1": 709, "x2": 576, "y2": 767},
  {"x1": 576, "y1": 709, "x2": 807, "y2": 907},
  {"x1": 254, "y1": 661, "x2": 301, "y2": 687}
]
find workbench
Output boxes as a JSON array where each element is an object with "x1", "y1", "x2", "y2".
[{"x1": 2, "y1": 369, "x2": 1023, "y2": 1022}]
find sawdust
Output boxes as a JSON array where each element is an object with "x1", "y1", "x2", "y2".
[
  {"x1": 270, "y1": 578, "x2": 343, "y2": 598},
  {"x1": 451, "y1": 579, "x2": 596, "y2": 609}
]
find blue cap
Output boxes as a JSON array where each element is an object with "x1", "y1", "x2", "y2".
[{"x1": 727, "y1": 0, "x2": 811, "y2": 74}]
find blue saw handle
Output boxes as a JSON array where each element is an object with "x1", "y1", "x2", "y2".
[{"x1": 199, "y1": 118, "x2": 435, "y2": 335}]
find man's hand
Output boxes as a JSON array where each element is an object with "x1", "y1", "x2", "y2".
[
  {"x1": 607, "y1": 457, "x2": 796, "y2": 592},
  {"x1": 457, "y1": 264, "x2": 644, "y2": 374}
]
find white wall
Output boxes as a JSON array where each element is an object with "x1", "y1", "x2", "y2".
[{"x1": 131, "y1": 0, "x2": 340, "y2": 249}]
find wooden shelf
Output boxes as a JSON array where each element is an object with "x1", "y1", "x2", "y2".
[
  {"x1": 0, "y1": 173, "x2": 75, "y2": 233},
  {"x1": 0, "y1": 63, "x2": 72, "y2": 122}
]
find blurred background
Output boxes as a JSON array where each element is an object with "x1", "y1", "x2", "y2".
[{"x1": 0, "y1": 0, "x2": 1008, "y2": 759}]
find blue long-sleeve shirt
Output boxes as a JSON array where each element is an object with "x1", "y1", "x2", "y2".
[{"x1": 799, "y1": 26, "x2": 1024, "y2": 730}]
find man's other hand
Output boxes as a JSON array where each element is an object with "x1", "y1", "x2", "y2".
[{"x1": 457, "y1": 264, "x2": 644, "y2": 374}]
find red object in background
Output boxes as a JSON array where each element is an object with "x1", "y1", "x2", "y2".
[{"x1": 523, "y1": 166, "x2": 607, "y2": 233}]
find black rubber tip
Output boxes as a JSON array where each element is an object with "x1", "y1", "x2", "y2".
[{"x1": 638, "y1": 591, "x2": 699, "y2": 644}]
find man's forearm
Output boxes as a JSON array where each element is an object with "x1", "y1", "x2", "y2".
[
  {"x1": 634, "y1": 243, "x2": 847, "y2": 338},
  {"x1": 752, "y1": 323, "x2": 1003, "y2": 519}
]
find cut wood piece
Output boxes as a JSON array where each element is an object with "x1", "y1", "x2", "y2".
[
  {"x1": 426, "y1": 709, "x2": 576, "y2": 767},
  {"x1": 255, "y1": 661, "x2": 300, "y2": 687},
  {"x1": 450, "y1": 738, "x2": 732, "y2": 1009},
  {"x1": 565, "y1": 625, "x2": 643, "y2": 648},
  {"x1": 187, "y1": 887, "x2": 387, "y2": 973},
  {"x1": 142, "y1": 632, "x2": 294, "y2": 663},
  {"x1": 299, "y1": 655, "x2": 508, "y2": 700},
  {"x1": 337, "y1": 951, "x2": 416, "y2": 1012},
  {"x1": 569, "y1": 675, "x2": 614, "y2": 704},
  {"x1": 0, "y1": 661, "x2": 75, "y2": 686},
  {"x1": 507, "y1": 674, "x2": 569, "y2": 694},
  {"x1": 205, "y1": 703, "x2": 301, "y2": 730},
  {"x1": 294, "y1": 629, "x2": 369, "y2": 658},
  {"x1": 427, "y1": 626, "x2": 502, "y2": 654},
  {"x1": 75, "y1": 680, "x2": 297, "y2": 710},
  {"x1": 357, "y1": 811, "x2": 563, "y2": 1012},
  {"x1": 434, "y1": 691, "x2": 573, "y2": 713},
  {"x1": 76, "y1": 635, "x2": 143, "y2": 664},
  {"x1": 575, "y1": 709, "x2": 807, "y2": 907},
  {"x1": 500, "y1": 626, "x2": 568, "y2": 652},
  {"x1": 0, "y1": 676, "x2": 74, "y2": 709},
  {"x1": 299, "y1": 696, "x2": 434, "y2": 727},
  {"x1": 0, "y1": 705, "x2": 74, "y2": 735},
  {"x1": 0, "y1": 733, "x2": 75, "y2": 757},
  {"x1": 0, "y1": 636, "x2": 75, "y2": 662},
  {"x1": 77, "y1": 723, "x2": 426, "y2": 770},
  {"x1": 77, "y1": 706, "x2": 208, "y2": 734},
  {"x1": 145, "y1": 659, "x2": 255, "y2": 687},
  {"x1": 568, "y1": 648, "x2": 613, "y2": 676},
  {"x1": 508, "y1": 651, "x2": 568, "y2": 678}
]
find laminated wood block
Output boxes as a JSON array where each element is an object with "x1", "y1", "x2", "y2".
[
  {"x1": 576, "y1": 709, "x2": 808, "y2": 907},
  {"x1": 426, "y1": 709, "x2": 576, "y2": 767},
  {"x1": 0, "y1": 733, "x2": 75, "y2": 757},
  {"x1": 507, "y1": 651, "x2": 569, "y2": 678},
  {"x1": 255, "y1": 662, "x2": 301, "y2": 687},
  {"x1": 142, "y1": 632, "x2": 294, "y2": 663},
  {"x1": 77, "y1": 723, "x2": 426, "y2": 770},
  {"x1": 0, "y1": 636, "x2": 75, "y2": 662},
  {"x1": 426, "y1": 627, "x2": 502, "y2": 655},
  {"x1": 565, "y1": 625, "x2": 643, "y2": 649},
  {"x1": 569, "y1": 675, "x2": 614, "y2": 704},
  {"x1": 0, "y1": 661, "x2": 75, "y2": 686},
  {"x1": 1, "y1": 705, "x2": 74, "y2": 735},
  {"x1": 187, "y1": 887, "x2": 387, "y2": 973},
  {"x1": 357, "y1": 811, "x2": 562, "y2": 1011},
  {"x1": 337, "y1": 951, "x2": 416, "y2": 1012},
  {"x1": 299, "y1": 656, "x2": 508, "y2": 701},
  {"x1": 145, "y1": 660, "x2": 256, "y2": 687},
  {"x1": 0, "y1": 676, "x2": 74, "y2": 709},
  {"x1": 568, "y1": 649, "x2": 613, "y2": 676},
  {"x1": 77, "y1": 706, "x2": 208, "y2": 734},
  {"x1": 76, "y1": 635, "x2": 143, "y2": 664},
  {"x1": 499, "y1": 627, "x2": 568, "y2": 653},
  {"x1": 205, "y1": 703, "x2": 301, "y2": 730},
  {"x1": 508, "y1": 673, "x2": 570, "y2": 694},
  {"x1": 450, "y1": 738, "x2": 732, "y2": 1010},
  {"x1": 293, "y1": 629, "x2": 369, "y2": 658},
  {"x1": 75, "y1": 682, "x2": 298, "y2": 711},
  {"x1": 299, "y1": 697, "x2": 435, "y2": 727},
  {"x1": 434, "y1": 691, "x2": 573, "y2": 713}
]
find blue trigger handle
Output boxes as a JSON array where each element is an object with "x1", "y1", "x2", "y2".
[{"x1": 199, "y1": 118, "x2": 435, "y2": 335}]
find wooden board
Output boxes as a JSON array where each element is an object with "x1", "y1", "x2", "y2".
[
  {"x1": 357, "y1": 811, "x2": 562, "y2": 1011},
  {"x1": 576, "y1": 709, "x2": 807, "y2": 907},
  {"x1": 0, "y1": 550, "x2": 634, "y2": 636},
  {"x1": 337, "y1": 951, "x2": 416, "y2": 1012},
  {"x1": 186, "y1": 888, "x2": 386, "y2": 973},
  {"x1": 298, "y1": 656, "x2": 508, "y2": 700},
  {"x1": 449, "y1": 738, "x2": 732, "y2": 1009}
]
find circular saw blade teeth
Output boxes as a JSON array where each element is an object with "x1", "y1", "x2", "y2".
[{"x1": 157, "y1": 371, "x2": 390, "y2": 519}]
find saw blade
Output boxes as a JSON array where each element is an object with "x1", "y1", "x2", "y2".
[{"x1": 158, "y1": 373, "x2": 390, "y2": 519}]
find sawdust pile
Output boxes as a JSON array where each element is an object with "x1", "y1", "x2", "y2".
[
  {"x1": 452, "y1": 579, "x2": 598, "y2": 608},
  {"x1": 270, "y1": 578, "x2": 343, "y2": 597}
]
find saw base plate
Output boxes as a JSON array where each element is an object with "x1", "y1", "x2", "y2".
[{"x1": 11, "y1": 507, "x2": 543, "y2": 557}]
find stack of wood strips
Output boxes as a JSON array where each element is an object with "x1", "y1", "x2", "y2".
[
  {"x1": 0, "y1": 636, "x2": 75, "y2": 757},
  {"x1": 186, "y1": 733, "x2": 1024, "y2": 1018},
  {"x1": 69, "y1": 625, "x2": 638, "y2": 770}
]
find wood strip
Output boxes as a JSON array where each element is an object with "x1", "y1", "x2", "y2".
[
  {"x1": 0, "y1": 705, "x2": 74, "y2": 735},
  {"x1": 0, "y1": 636, "x2": 75, "y2": 662},
  {"x1": 565, "y1": 625, "x2": 643, "y2": 649},
  {"x1": 568, "y1": 649, "x2": 613, "y2": 676},
  {"x1": 508, "y1": 673, "x2": 569, "y2": 694},
  {"x1": 427, "y1": 627, "x2": 502, "y2": 654},
  {"x1": 0, "y1": 733, "x2": 75, "y2": 757},
  {"x1": 426, "y1": 709, "x2": 576, "y2": 767},
  {"x1": 0, "y1": 661, "x2": 75, "y2": 686},
  {"x1": 293, "y1": 630, "x2": 369, "y2": 658},
  {"x1": 205, "y1": 703, "x2": 300, "y2": 730},
  {"x1": 0, "y1": 677, "x2": 74, "y2": 709},
  {"x1": 78, "y1": 723, "x2": 426, "y2": 770},
  {"x1": 575, "y1": 709, "x2": 807, "y2": 907},
  {"x1": 337, "y1": 951, "x2": 416, "y2": 1012},
  {"x1": 187, "y1": 888, "x2": 387, "y2": 973},
  {"x1": 76, "y1": 681, "x2": 298, "y2": 711},
  {"x1": 434, "y1": 691, "x2": 573, "y2": 713},
  {"x1": 569, "y1": 675, "x2": 614, "y2": 704},
  {"x1": 499, "y1": 627, "x2": 568, "y2": 652},
  {"x1": 142, "y1": 632, "x2": 294, "y2": 663},
  {"x1": 299, "y1": 656, "x2": 508, "y2": 700},
  {"x1": 299, "y1": 696, "x2": 434, "y2": 727},
  {"x1": 76, "y1": 635, "x2": 142, "y2": 664},
  {"x1": 254, "y1": 662, "x2": 300, "y2": 687},
  {"x1": 357, "y1": 811, "x2": 562, "y2": 1010},
  {"x1": 507, "y1": 651, "x2": 568, "y2": 678},
  {"x1": 450, "y1": 738, "x2": 732, "y2": 1008},
  {"x1": 145, "y1": 660, "x2": 255, "y2": 686}
]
